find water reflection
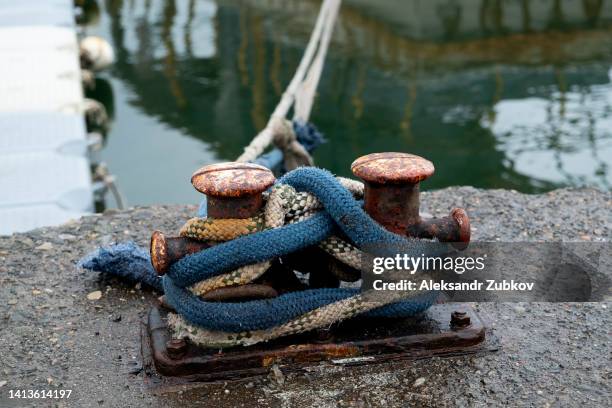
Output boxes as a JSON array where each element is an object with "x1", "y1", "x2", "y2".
[
  {"x1": 90, "y1": 0, "x2": 612, "y2": 205},
  {"x1": 483, "y1": 73, "x2": 612, "y2": 189}
]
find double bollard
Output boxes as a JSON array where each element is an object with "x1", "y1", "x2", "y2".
[{"x1": 151, "y1": 152, "x2": 471, "y2": 287}]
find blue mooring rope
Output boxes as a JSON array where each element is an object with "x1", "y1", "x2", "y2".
[{"x1": 80, "y1": 167, "x2": 443, "y2": 333}]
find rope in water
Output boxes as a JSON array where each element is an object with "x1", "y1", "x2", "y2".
[{"x1": 161, "y1": 167, "x2": 446, "y2": 347}]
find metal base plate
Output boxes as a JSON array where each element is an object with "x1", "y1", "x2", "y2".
[{"x1": 141, "y1": 304, "x2": 493, "y2": 385}]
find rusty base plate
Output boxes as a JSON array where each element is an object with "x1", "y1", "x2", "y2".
[{"x1": 141, "y1": 304, "x2": 495, "y2": 386}]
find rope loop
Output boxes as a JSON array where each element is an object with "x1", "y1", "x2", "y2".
[{"x1": 270, "y1": 117, "x2": 314, "y2": 170}]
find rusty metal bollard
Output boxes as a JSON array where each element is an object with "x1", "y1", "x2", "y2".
[
  {"x1": 191, "y1": 162, "x2": 276, "y2": 219},
  {"x1": 150, "y1": 162, "x2": 275, "y2": 276},
  {"x1": 351, "y1": 152, "x2": 470, "y2": 246},
  {"x1": 150, "y1": 231, "x2": 211, "y2": 275}
]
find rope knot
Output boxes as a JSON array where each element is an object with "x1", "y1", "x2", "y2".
[{"x1": 270, "y1": 117, "x2": 314, "y2": 171}]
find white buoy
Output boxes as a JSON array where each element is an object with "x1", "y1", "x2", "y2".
[{"x1": 79, "y1": 36, "x2": 114, "y2": 71}]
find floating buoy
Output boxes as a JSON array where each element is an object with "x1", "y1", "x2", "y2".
[{"x1": 79, "y1": 36, "x2": 114, "y2": 71}]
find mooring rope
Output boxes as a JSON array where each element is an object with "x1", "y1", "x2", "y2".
[
  {"x1": 237, "y1": 0, "x2": 341, "y2": 167},
  {"x1": 162, "y1": 169, "x2": 442, "y2": 347}
]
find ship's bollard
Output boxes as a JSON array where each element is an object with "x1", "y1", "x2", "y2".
[
  {"x1": 351, "y1": 152, "x2": 470, "y2": 247},
  {"x1": 191, "y1": 162, "x2": 275, "y2": 219},
  {"x1": 150, "y1": 162, "x2": 275, "y2": 277},
  {"x1": 152, "y1": 154, "x2": 469, "y2": 278}
]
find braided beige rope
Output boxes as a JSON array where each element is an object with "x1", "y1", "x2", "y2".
[
  {"x1": 169, "y1": 289, "x2": 423, "y2": 348},
  {"x1": 180, "y1": 215, "x2": 265, "y2": 241},
  {"x1": 190, "y1": 262, "x2": 271, "y2": 296}
]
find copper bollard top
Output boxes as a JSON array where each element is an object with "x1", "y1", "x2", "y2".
[
  {"x1": 191, "y1": 162, "x2": 275, "y2": 197},
  {"x1": 351, "y1": 152, "x2": 435, "y2": 184},
  {"x1": 150, "y1": 230, "x2": 169, "y2": 275}
]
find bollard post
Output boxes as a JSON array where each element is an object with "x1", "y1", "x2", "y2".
[
  {"x1": 191, "y1": 162, "x2": 275, "y2": 219},
  {"x1": 351, "y1": 152, "x2": 470, "y2": 246},
  {"x1": 150, "y1": 162, "x2": 275, "y2": 275}
]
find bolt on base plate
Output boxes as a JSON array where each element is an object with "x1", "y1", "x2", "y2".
[{"x1": 140, "y1": 304, "x2": 497, "y2": 387}]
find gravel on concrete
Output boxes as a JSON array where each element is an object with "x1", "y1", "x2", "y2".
[{"x1": 0, "y1": 187, "x2": 610, "y2": 407}]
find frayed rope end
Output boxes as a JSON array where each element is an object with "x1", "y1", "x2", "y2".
[{"x1": 78, "y1": 241, "x2": 163, "y2": 292}]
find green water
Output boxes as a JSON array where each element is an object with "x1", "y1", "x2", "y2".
[{"x1": 85, "y1": 0, "x2": 612, "y2": 207}]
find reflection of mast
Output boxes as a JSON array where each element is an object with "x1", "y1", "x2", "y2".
[
  {"x1": 436, "y1": 0, "x2": 462, "y2": 39},
  {"x1": 548, "y1": 0, "x2": 566, "y2": 30},
  {"x1": 400, "y1": 81, "x2": 417, "y2": 141},
  {"x1": 351, "y1": 63, "x2": 366, "y2": 119},
  {"x1": 546, "y1": 95, "x2": 574, "y2": 186},
  {"x1": 487, "y1": 65, "x2": 503, "y2": 124},
  {"x1": 184, "y1": 0, "x2": 195, "y2": 58},
  {"x1": 579, "y1": 83, "x2": 609, "y2": 189},
  {"x1": 555, "y1": 66, "x2": 567, "y2": 118},
  {"x1": 106, "y1": 0, "x2": 126, "y2": 64},
  {"x1": 583, "y1": 0, "x2": 604, "y2": 27},
  {"x1": 161, "y1": 0, "x2": 186, "y2": 108},
  {"x1": 250, "y1": 14, "x2": 267, "y2": 131},
  {"x1": 480, "y1": 0, "x2": 506, "y2": 35},
  {"x1": 270, "y1": 36, "x2": 282, "y2": 97},
  {"x1": 214, "y1": 5, "x2": 247, "y2": 158},
  {"x1": 520, "y1": 0, "x2": 531, "y2": 32},
  {"x1": 238, "y1": 10, "x2": 249, "y2": 86},
  {"x1": 134, "y1": 0, "x2": 154, "y2": 68}
]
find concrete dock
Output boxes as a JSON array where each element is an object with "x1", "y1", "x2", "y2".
[{"x1": 0, "y1": 187, "x2": 609, "y2": 407}]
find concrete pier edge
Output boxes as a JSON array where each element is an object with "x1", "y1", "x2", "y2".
[{"x1": 0, "y1": 187, "x2": 610, "y2": 407}]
